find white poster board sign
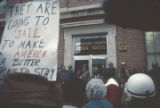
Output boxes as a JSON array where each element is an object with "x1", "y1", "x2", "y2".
[{"x1": 0, "y1": 0, "x2": 59, "y2": 81}]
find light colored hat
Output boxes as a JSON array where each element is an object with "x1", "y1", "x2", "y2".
[
  {"x1": 126, "y1": 73, "x2": 156, "y2": 98},
  {"x1": 86, "y1": 79, "x2": 106, "y2": 100},
  {"x1": 121, "y1": 61, "x2": 126, "y2": 65}
]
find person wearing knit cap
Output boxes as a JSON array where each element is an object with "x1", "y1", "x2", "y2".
[
  {"x1": 82, "y1": 79, "x2": 114, "y2": 108},
  {"x1": 103, "y1": 73, "x2": 120, "y2": 108}
]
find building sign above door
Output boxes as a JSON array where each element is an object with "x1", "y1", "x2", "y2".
[{"x1": 73, "y1": 36, "x2": 107, "y2": 55}]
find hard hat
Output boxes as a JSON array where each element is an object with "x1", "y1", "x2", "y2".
[{"x1": 125, "y1": 73, "x2": 156, "y2": 98}]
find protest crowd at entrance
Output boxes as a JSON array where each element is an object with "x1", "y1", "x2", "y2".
[
  {"x1": 1, "y1": 60, "x2": 160, "y2": 108},
  {"x1": 53, "y1": 61, "x2": 160, "y2": 108}
]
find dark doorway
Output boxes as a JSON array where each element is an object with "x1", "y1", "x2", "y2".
[{"x1": 75, "y1": 60, "x2": 89, "y2": 73}]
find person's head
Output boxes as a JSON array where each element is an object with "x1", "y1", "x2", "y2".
[
  {"x1": 139, "y1": 65, "x2": 145, "y2": 72},
  {"x1": 101, "y1": 64, "x2": 106, "y2": 70},
  {"x1": 128, "y1": 66, "x2": 135, "y2": 74},
  {"x1": 86, "y1": 79, "x2": 106, "y2": 100},
  {"x1": 103, "y1": 73, "x2": 111, "y2": 83},
  {"x1": 2, "y1": 73, "x2": 60, "y2": 108},
  {"x1": 82, "y1": 64, "x2": 87, "y2": 72},
  {"x1": 109, "y1": 62, "x2": 113, "y2": 68},
  {"x1": 61, "y1": 65, "x2": 66, "y2": 72},
  {"x1": 125, "y1": 73, "x2": 156, "y2": 99},
  {"x1": 121, "y1": 61, "x2": 126, "y2": 68},
  {"x1": 93, "y1": 66, "x2": 99, "y2": 75},
  {"x1": 76, "y1": 69, "x2": 81, "y2": 77},
  {"x1": 63, "y1": 76, "x2": 85, "y2": 107},
  {"x1": 94, "y1": 71, "x2": 99, "y2": 76},
  {"x1": 152, "y1": 61, "x2": 158, "y2": 69},
  {"x1": 67, "y1": 64, "x2": 72, "y2": 70}
]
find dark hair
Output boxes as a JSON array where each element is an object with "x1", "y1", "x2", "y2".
[
  {"x1": 1, "y1": 73, "x2": 58, "y2": 108},
  {"x1": 63, "y1": 76, "x2": 85, "y2": 107}
]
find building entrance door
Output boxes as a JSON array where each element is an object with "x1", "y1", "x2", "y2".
[
  {"x1": 73, "y1": 55, "x2": 107, "y2": 77},
  {"x1": 92, "y1": 58, "x2": 106, "y2": 76},
  {"x1": 75, "y1": 60, "x2": 89, "y2": 74}
]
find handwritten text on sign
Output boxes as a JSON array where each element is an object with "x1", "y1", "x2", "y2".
[{"x1": 0, "y1": 0, "x2": 59, "y2": 81}]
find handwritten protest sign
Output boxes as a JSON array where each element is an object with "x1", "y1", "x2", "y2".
[{"x1": 0, "y1": 0, "x2": 59, "y2": 81}]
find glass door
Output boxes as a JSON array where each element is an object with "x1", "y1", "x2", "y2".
[
  {"x1": 73, "y1": 55, "x2": 107, "y2": 77},
  {"x1": 91, "y1": 57, "x2": 107, "y2": 77},
  {"x1": 75, "y1": 60, "x2": 89, "y2": 74}
]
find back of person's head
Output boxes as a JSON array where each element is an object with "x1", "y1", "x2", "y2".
[
  {"x1": 86, "y1": 78, "x2": 106, "y2": 100},
  {"x1": 124, "y1": 73, "x2": 157, "y2": 108},
  {"x1": 103, "y1": 72, "x2": 111, "y2": 83},
  {"x1": 1, "y1": 73, "x2": 58, "y2": 108},
  {"x1": 125, "y1": 73, "x2": 156, "y2": 99},
  {"x1": 152, "y1": 61, "x2": 159, "y2": 69},
  {"x1": 63, "y1": 76, "x2": 85, "y2": 107}
]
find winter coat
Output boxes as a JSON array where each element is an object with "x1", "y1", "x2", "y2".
[
  {"x1": 63, "y1": 76, "x2": 86, "y2": 107},
  {"x1": 82, "y1": 100, "x2": 114, "y2": 108},
  {"x1": 58, "y1": 70, "x2": 71, "y2": 81}
]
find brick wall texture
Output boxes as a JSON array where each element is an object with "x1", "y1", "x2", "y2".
[
  {"x1": 116, "y1": 26, "x2": 146, "y2": 69},
  {"x1": 60, "y1": 0, "x2": 100, "y2": 8}
]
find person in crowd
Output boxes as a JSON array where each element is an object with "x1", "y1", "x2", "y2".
[
  {"x1": 81, "y1": 64, "x2": 90, "y2": 82},
  {"x1": 91, "y1": 66, "x2": 103, "y2": 79},
  {"x1": 103, "y1": 73, "x2": 120, "y2": 108},
  {"x1": 101, "y1": 64, "x2": 107, "y2": 76},
  {"x1": 106, "y1": 62, "x2": 117, "y2": 79},
  {"x1": 138, "y1": 65, "x2": 146, "y2": 73},
  {"x1": 75, "y1": 69, "x2": 82, "y2": 79},
  {"x1": 128, "y1": 66, "x2": 136, "y2": 76},
  {"x1": 50, "y1": 75, "x2": 65, "y2": 107},
  {"x1": 58, "y1": 65, "x2": 71, "y2": 83},
  {"x1": 67, "y1": 64, "x2": 73, "y2": 72},
  {"x1": 82, "y1": 78, "x2": 114, "y2": 108},
  {"x1": 118, "y1": 62, "x2": 129, "y2": 89},
  {"x1": 148, "y1": 61, "x2": 160, "y2": 107},
  {"x1": 63, "y1": 74, "x2": 86, "y2": 108},
  {"x1": 121, "y1": 73, "x2": 158, "y2": 108},
  {"x1": 148, "y1": 62, "x2": 160, "y2": 91},
  {"x1": 91, "y1": 70, "x2": 103, "y2": 79},
  {"x1": 1, "y1": 73, "x2": 61, "y2": 108}
]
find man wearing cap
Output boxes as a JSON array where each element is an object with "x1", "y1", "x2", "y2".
[{"x1": 106, "y1": 62, "x2": 117, "y2": 80}]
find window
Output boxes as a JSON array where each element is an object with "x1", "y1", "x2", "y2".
[
  {"x1": 73, "y1": 35, "x2": 107, "y2": 55},
  {"x1": 145, "y1": 32, "x2": 160, "y2": 70}
]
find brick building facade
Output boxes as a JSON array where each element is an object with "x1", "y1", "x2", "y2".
[{"x1": 0, "y1": 0, "x2": 148, "y2": 76}]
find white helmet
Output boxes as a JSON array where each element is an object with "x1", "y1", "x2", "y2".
[{"x1": 125, "y1": 73, "x2": 156, "y2": 98}]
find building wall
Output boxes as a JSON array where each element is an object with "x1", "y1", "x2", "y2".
[
  {"x1": 58, "y1": 27, "x2": 65, "y2": 65},
  {"x1": 116, "y1": 26, "x2": 146, "y2": 69},
  {"x1": 60, "y1": 0, "x2": 101, "y2": 8},
  {"x1": 0, "y1": 0, "x2": 146, "y2": 71},
  {"x1": 6, "y1": 0, "x2": 28, "y2": 5},
  {"x1": 62, "y1": 24, "x2": 117, "y2": 68}
]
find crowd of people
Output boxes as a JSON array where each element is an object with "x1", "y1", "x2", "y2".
[
  {"x1": 1, "y1": 61, "x2": 159, "y2": 108},
  {"x1": 56, "y1": 61, "x2": 160, "y2": 108}
]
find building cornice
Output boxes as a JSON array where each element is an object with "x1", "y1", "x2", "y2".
[
  {"x1": 60, "y1": 3, "x2": 102, "y2": 13},
  {"x1": 60, "y1": 19, "x2": 104, "y2": 28},
  {"x1": 60, "y1": 3, "x2": 104, "y2": 19}
]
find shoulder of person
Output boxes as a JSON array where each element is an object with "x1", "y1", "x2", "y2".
[
  {"x1": 101, "y1": 100, "x2": 115, "y2": 108},
  {"x1": 82, "y1": 100, "x2": 97, "y2": 108}
]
